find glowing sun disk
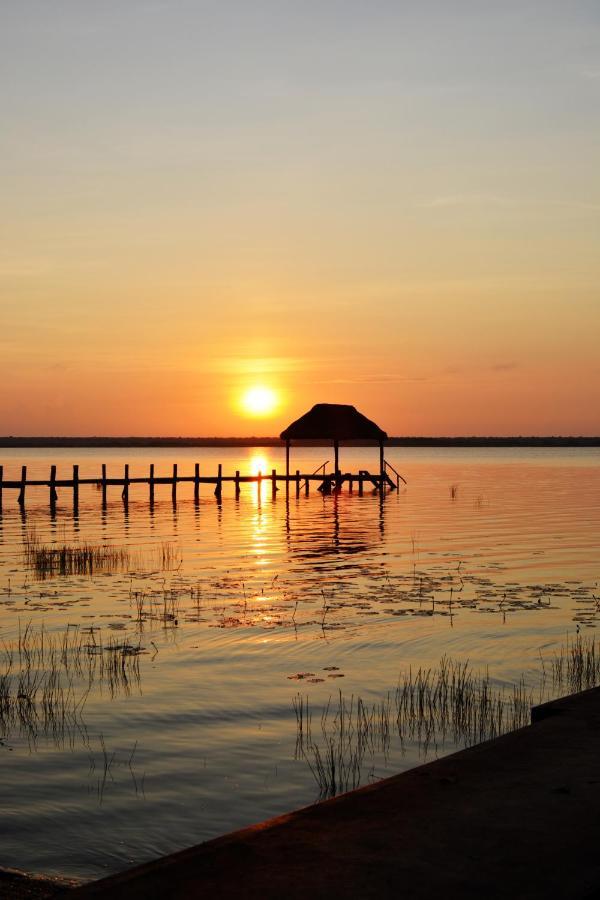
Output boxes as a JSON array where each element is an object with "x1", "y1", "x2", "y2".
[{"x1": 241, "y1": 386, "x2": 278, "y2": 417}]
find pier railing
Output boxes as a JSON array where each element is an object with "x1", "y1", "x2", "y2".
[{"x1": 384, "y1": 459, "x2": 407, "y2": 489}]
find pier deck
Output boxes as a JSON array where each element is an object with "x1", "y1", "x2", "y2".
[{"x1": 0, "y1": 462, "x2": 402, "y2": 510}]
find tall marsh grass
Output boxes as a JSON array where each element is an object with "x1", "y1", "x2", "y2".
[
  {"x1": 295, "y1": 636, "x2": 600, "y2": 799},
  {"x1": 0, "y1": 623, "x2": 144, "y2": 746}
]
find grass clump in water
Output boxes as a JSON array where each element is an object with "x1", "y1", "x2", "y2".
[{"x1": 23, "y1": 529, "x2": 180, "y2": 579}]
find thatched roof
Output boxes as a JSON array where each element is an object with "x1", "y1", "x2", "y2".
[{"x1": 280, "y1": 404, "x2": 387, "y2": 442}]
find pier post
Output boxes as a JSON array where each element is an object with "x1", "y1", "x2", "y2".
[
  {"x1": 73, "y1": 465, "x2": 79, "y2": 512},
  {"x1": 257, "y1": 470, "x2": 262, "y2": 501},
  {"x1": 379, "y1": 440, "x2": 385, "y2": 492},
  {"x1": 18, "y1": 466, "x2": 27, "y2": 507},
  {"x1": 358, "y1": 475, "x2": 364, "y2": 496},
  {"x1": 0, "y1": 465, "x2": 3, "y2": 511},
  {"x1": 295, "y1": 470, "x2": 300, "y2": 499},
  {"x1": 101, "y1": 464, "x2": 107, "y2": 507},
  {"x1": 50, "y1": 465, "x2": 58, "y2": 508},
  {"x1": 305, "y1": 475, "x2": 309, "y2": 497},
  {"x1": 285, "y1": 440, "x2": 290, "y2": 496},
  {"x1": 271, "y1": 469, "x2": 277, "y2": 500},
  {"x1": 172, "y1": 463, "x2": 178, "y2": 504},
  {"x1": 214, "y1": 463, "x2": 222, "y2": 499},
  {"x1": 194, "y1": 463, "x2": 200, "y2": 502},
  {"x1": 149, "y1": 464, "x2": 155, "y2": 504},
  {"x1": 122, "y1": 464, "x2": 129, "y2": 504},
  {"x1": 235, "y1": 471, "x2": 240, "y2": 498}
]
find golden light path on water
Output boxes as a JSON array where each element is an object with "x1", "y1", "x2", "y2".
[{"x1": 0, "y1": 446, "x2": 599, "y2": 880}]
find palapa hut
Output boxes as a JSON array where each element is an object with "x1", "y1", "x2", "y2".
[{"x1": 280, "y1": 403, "x2": 388, "y2": 481}]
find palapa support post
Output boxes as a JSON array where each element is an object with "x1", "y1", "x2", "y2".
[
  {"x1": 214, "y1": 463, "x2": 222, "y2": 499},
  {"x1": 172, "y1": 464, "x2": 178, "y2": 504},
  {"x1": 73, "y1": 464, "x2": 79, "y2": 511},
  {"x1": 194, "y1": 463, "x2": 200, "y2": 502},
  {"x1": 17, "y1": 465, "x2": 27, "y2": 507},
  {"x1": 50, "y1": 465, "x2": 58, "y2": 508},
  {"x1": 122, "y1": 464, "x2": 129, "y2": 504},
  {"x1": 295, "y1": 469, "x2": 300, "y2": 498},
  {"x1": 101, "y1": 464, "x2": 107, "y2": 506},
  {"x1": 271, "y1": 469, "x2": 277, "y2": 499},
  {"x1": 235, "y1": 471, "x2": 240, "y2": 498}
]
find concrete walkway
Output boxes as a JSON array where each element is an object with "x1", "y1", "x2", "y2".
[{"x1": 62, "y1": 687, "x2": 600, "y2": 900}]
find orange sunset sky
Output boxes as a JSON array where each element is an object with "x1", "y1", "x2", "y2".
[{"x1": 2, "y1": 2, "x2": 599, "y2": 437}]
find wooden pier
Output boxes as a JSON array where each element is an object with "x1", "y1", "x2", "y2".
[{"x1": 0, "y1": 461, "x2": 405, "y2": 511}]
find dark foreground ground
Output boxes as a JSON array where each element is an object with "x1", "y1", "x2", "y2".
[{"x1": 5, "y1": 687, "x2": 600, "y2": 900}]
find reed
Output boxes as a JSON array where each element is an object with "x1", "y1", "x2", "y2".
[{"x1": 549, "y1": 632, "x2": 600, "y2": 693}]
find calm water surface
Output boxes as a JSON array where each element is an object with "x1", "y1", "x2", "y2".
[{"x1": 0, "y1": 446, "x2": 598, "y2": 880}]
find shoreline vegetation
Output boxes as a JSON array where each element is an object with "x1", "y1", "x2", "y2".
[{"x1": 0, "y1": 436, "x2": 599, "y2": 448}]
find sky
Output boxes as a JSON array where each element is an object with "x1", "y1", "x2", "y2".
[{"x1": 1, "y1": 0, "x2": 599, "y2": 436}]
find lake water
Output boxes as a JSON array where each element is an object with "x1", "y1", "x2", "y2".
[{"x1": 0, "y1": 446, "x2": 599, "y2": 881}]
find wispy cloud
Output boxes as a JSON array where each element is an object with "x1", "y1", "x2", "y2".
[{"x1": 422, "y1": 193, "x2": 512, "y2": 209}]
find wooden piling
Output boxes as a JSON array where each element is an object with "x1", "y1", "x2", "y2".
[
  {"x1": 101, "y1": 464, "x2": 107, "y2": 506},
  {"x1": 0, "y1": 465, "x2": 3, "y2": 510},
  {"x1": 172, "y1": 464, "x2": 178, "y2": 503},
  {"x1": 295, "y1": 470, "x2": 300, "y2": 498},
  {"x1": 149, "y1": 464, "x2": 155, "y2": 503},
  {"x1": 358, "y1": 475, "x2": 364, "y2": 496},
  {"x1": 214, "y1": 463, "x2": 222, "y2": 499},
  {"x1": 257, "y1": 470, "x2": 262, "y2": 500},
  {"x1": 305, "y1": 475, "x2": 309, "y2": 497},
  {"x1": 122, "y1": 464, "x2": 129, "y2": 504},
  {"x1": 271, "y1": 469, "x2": 277, "y2": 499},
  {"x1": 73, "y1": 465, "x2": 79, "y2": 510},
  {"x1": 194, "y1": 463, "x2": 200, "y2": 502},
  {"x1": 235, "y1": 471, "x2": 240, "y2": 498},
  {"x1": 17, "y1": 466, "x2": 26, "y2": 506},
  {"x1": 50, "y1": 465, "x2": 58, "y2": 507}
]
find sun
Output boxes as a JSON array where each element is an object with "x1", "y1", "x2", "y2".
[{"x1": 240, "y1": 386, "x2": 279, "y2": 418}]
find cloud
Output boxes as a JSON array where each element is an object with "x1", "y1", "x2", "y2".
[{"x1": 422, "y1": 193, "x2": 512, "y2": 209}]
